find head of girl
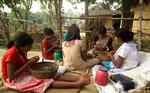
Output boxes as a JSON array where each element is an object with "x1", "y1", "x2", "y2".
[
  {"x1": 44, "y1": 28, "x2": 54, "y2": 40},
  {"x1": 115, "y1": 28, "x2": 134, "y2": 43},
  {"x1": 7, "y1": 32, "x2": 34, "y2": 52},
  {"x1": 66, "y1": 24, "x2": 81, "y2": 41},
  {"x1": 98, "y1": 26, "x2": 107, "y2": 39}
]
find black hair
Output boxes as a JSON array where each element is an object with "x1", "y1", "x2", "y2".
[
  {"x1": 44, "y1": 28, "x2": 54, "y2": 35},
  {"x1": 7, "y1": 32, "x2": 33, "y2": 49},
  {"x1": 98, "y1": 26, "x2": 107, "y2": 35},
  {"x1": 66, "y1": 24, "x2": 81, "y2": 41},
  {"x1": 115, "y1": 28, "x2": 134, "y2": 42}
]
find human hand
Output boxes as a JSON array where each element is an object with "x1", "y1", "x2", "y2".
[
  {"x1": 87, "y1": 54, "x2": 93, "y2": 59},
  {"x1": 109, "y1": 51, "x2": 115, "y2": 55},
  {"x1": 28, "y1": 56, "x2": 39, "y2": 65},
  {"x1": 95, "y1": 46, "x2": 104, "y2": 51},
  {"x1": 53, "y1": 43, "x2": 59, "y2": 48},
  {"x1": 107, "y1": 52, "x2": 113, "y2": 58}
]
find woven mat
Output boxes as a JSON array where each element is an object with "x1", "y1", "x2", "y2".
[{"x1": 0, "y1": 62, "x2": 98, "y2": 93}]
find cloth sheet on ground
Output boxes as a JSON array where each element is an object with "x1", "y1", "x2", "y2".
[{"x1": 92, "y1": 51, "x2": 150, "y2": 93}]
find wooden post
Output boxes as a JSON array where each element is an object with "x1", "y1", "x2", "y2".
[
  {"x1": 57, "y1": 0, "x2": 63, "y2": 45},
  {"x1": 85, "y1": 0, "x2": 89, "y2": 49},
  {"x1": 122, "y1": 0, "x2": 131, "y2": 29},
  {"x1": 138, "y1": 0, "x2": 143, "y2": 50}
]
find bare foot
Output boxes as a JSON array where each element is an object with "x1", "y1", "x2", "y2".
[
  {"x1": 77, "y1": 77, "x2": 91, "y2": 88},
  {"x1": 80, "y1": 69, "x2": 90, "y2": 80},
  {"x1": 76, "y1": 69, "x2": 91, "y2": 88}
]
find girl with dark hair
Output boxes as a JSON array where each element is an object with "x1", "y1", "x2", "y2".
[
  {"x1": 1, "y1": 32, "x2": 91, "y2": 93},
  {"x1": 40, "y1": 28, "x2": 59, "y2": 60},
  {"x1": 107, "y1": 28, "x2": 139, "y2": 73},
  {"x1": 93, "y1": 26, "x2": 113, "y2": 51},
  {"x1": 62, "y1": 24, "x2": 99, "y2": 70},
  {"x1": 66, "y1": 24, "x2": 81, "y2": 41}
]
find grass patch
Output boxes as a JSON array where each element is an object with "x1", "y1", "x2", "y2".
[{"x1": 31, "y1": 43, "x2": 40, "y2": 51}]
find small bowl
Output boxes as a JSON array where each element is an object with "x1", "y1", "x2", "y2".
[{"x1": 30, "y1": 62, "x2": 59, "y2": 78}]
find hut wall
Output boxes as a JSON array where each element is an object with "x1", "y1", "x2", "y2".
[
  {"x1": 100, "y1": 15, "x2": 113, "y2": 28},
  {"x1": 131, "y1": 3, "x2": 150, "y2": 33}
]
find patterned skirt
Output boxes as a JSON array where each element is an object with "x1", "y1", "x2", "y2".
[{"x1": 3, "y1": 71, "x2": 54, "y2": 93}]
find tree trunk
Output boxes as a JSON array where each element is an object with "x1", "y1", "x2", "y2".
[
  {"x1": 23, "y1": 0, "x2": 32, "y2": 32},
  {"x1": 122, "y1": 0, "x2": 132, "y2": 29},
  {"x1": 57, "y1": 0, "x2": 62, "y2": 45},
  {"x1": 85, "y1": 0, "x2": 89, "y2": 49},
  {"x1": 11, "y1": 6, "x2": 26, "y2": 32},
  {"x1": 0, "y1": 11, "x2": 10, "y2": 44}
]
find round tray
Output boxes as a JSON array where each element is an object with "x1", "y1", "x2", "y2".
[{"x1": 30, "y1": 62, "x2": 59, "y2": 78}]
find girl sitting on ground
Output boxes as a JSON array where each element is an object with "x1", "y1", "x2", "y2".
[
  {"x1": 93, "y1": 26, "x2": 113, "y2": 52},
  {"x1": 107, "y1": 28, "x2": 139, "y2": 73},
  {"x1": 62, "y1": 24, "x2": 100, "y2": 70},
  {"x1": 1, "y1": 32, "x2": 90, "y2": 93},
  {"x1": 40, "y1": 28, "x2": 59, "y2": 60}
]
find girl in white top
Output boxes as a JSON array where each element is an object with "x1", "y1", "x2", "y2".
[{"x1": 107, "y1": 28, "x2": 139, "y2": 72}]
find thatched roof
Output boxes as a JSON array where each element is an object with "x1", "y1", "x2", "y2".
[
  {"x1": 88, "y1": 10, "x2": 121, "y2": 16},
  {"x1": 81, "y1": 6, "x2": 122, "y2": 17}
]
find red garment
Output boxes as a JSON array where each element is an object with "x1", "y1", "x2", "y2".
[
  {"x1": 97, "y1": 35, "x2": 113, "y2": 51},
  {"x1": 3, "y1": 71, "x2": 54, "y2": 93},
  {"x1": 1, "y1": 46, "x2": 26, "y2": 80},
  {"x1": 1, "y1": 46, "x2": 54, "y2": 93},
  {"x1": 40, "y1": 38, "x2": 54, "y2": 60}
]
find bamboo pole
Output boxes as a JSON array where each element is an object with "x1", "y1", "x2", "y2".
[
  {"x1": 0, "y1": 16, "x2": 34, "y2": 24},
  {"x1": 138, "y1": 0, "x2": 143, "y2": 50},
  {"x1": 1, "y1": 16, "x2": 150, "y2": 23},
  {"x1": 59, "y1": 16, "x2": 150, "y2": 21}
]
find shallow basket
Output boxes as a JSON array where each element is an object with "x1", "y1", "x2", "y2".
[
  {"x1": 95, "y1": 51, "x2": 111, "y2": 61},
  {"x1": 30, "y1": 62, "x2": 59, "y2": 79}
]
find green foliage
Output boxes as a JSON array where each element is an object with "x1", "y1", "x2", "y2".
[
  {"x1": 3, "y1": 0, "x2": 21, "y2": 8},
  {"x1": 0, "y1": 0, "x2": 4, "y2": 8},
  {"x1": 31, "y1": 43, "x2": 40, "y2": 51},
  {"x1": 67, "y1": 0, "x2": 97, "y2": 4},
  {"x1": 62, "y1": 9, "x2": 81, "y2": 26},
  {"x1": 113, "y1": 41, "x2": 121, "y2": 49},
  {"x1": 94, "y1": 0, "x2": 121, "y2": 10}
]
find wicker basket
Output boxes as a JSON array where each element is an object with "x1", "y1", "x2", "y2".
[
  {"x1": 30, "y1": 62, "x2": 59, "y2": 79},
  {"x1": 93, "y1": 51, "x2": 100, "y2": 55},
  {"x1": 140, "y1": 82, "x2": 150, "y2": 93},
  {"x1": 97, "y1": 51, "x2": 111, "y2": 61}
]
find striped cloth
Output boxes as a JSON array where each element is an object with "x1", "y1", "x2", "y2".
[{"x1": 3, "y1": 71, "x2": 54, "y2": 93}]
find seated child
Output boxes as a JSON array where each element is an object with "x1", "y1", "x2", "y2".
[{"x1": 40, "y1": 28, "x2": 59, "y2": 60}]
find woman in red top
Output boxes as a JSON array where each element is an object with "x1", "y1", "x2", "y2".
[
  {"x1": 1, "y1": 32, "x2": 90, "y2": 93},
  {"x1": 40, "y1": 28, "x2": 59, "y2": 60}
]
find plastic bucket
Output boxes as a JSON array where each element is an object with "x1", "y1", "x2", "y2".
[
  {"x1": 102, "y1": 61, "x2": 110, "y2": 71},
  {"x1": 63, "y1": 33, "x2": 68, "y2": 40},
  {"x1": 54, "y1": 51, "x2": 61, "y2": 61},
  {"x1": 95, "y1": 67, "x2": 108, "y2": 86}
]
